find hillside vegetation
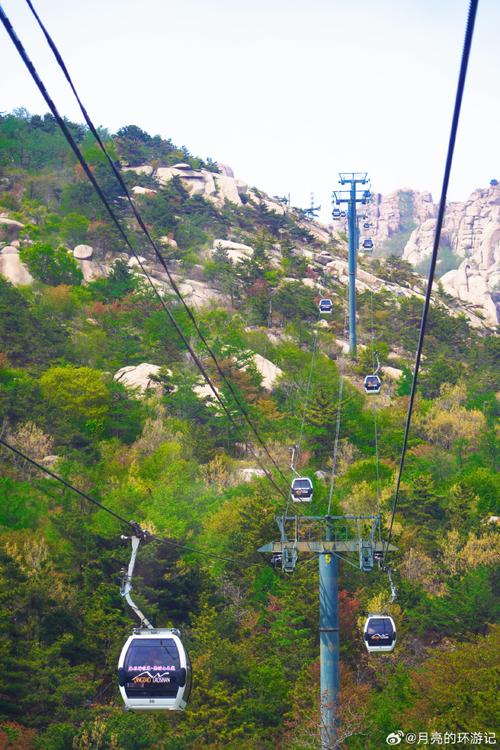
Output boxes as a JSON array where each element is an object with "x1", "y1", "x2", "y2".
[{"x1": 0, "y1": 111, "x2": 498, "y2": 749}]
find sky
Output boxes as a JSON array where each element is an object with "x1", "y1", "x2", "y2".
[{"x1": 1, "y1": 0, "x2": 499, "y2": 222}]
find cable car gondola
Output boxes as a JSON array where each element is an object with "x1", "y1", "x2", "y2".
[
  {"x1": 332, "y1": 208, "x2": 341, "y2": 219},
  {"x1": 362, "y1": 238, "x2": 374, "y2": 250},
  {"x1": 118, "y1": 628, "x2": 192, "y2": 711},
  {"x1": 363, "y1": 221, "x2": 371, "y2": 229},
  {"x1": 363, "y1": 615, "x2": 396, "y2": 653},
  {"x1": 319, "y1": 298, "x2": 333, "y2": 314},
  {"x1": 270, "y1": 552, "x2": 282, "y2": 569},
  {"x1": 118, "y1": 527, "x2": 192, "y2": 712},
  {"x1": 364, "y1": 374, "x2": 381, "y2": 394},
  {"x1": 340, "y1": 210, "x2": 347, "y2": 218},
  {"x1": 291, "y1": 476, "x2": 313, "y2": 502}
]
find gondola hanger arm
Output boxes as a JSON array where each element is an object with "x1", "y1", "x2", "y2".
[
  {"x1": 385, "y1": 564, "x2": 398, "y2": 603},
  {"x1": 120, "y1": 523, "x2": 154, "y2": 630}
]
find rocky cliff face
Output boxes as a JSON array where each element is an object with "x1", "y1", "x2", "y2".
[
  {"x1": 330, "y1": 189, "x2": 437, "y2": 256},
  {"x1": 123, "y1": 161, "x2": 287, "y2": 214},
  {"x1": 367, "y1": 189, "x2": 436, "y2": 252},
  {"x1": 329, "y1": 183, "x2": 499, "y2": 326},
  {"x1": 402, "y1": 183, "x2": 500, "y2": 325}
]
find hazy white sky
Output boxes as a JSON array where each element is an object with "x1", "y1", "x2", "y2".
[{"x1": 1, "y1": 0, "x2": 498, "y2": 220}]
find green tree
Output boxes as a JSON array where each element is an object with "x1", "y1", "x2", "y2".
[
  {"x1": 272, "y1": 281, "x2": 317, "y2": 323},
  {"x1": 419, "y1": 355, "x2": 462, "y2": 398},
  {"x1": 205, "y1": 246, "x2": 242, "y2": 305},
  {"x1": 19, "y1": 242, "x2": 83, "y2": 286},
  {"x1": 396, "y1": 366, "x2": 413, "y2": 396},
  {"x1": 39, "y1": 365, "x2": 110, "y2": 439},
  {"x1": 0, "y1": 278, "x2": 68, "y2": 367},
  {"x1": 88, "y1": 259, "x2": 138, "y2": 302},
  {"x1": 60, "y1": 213, "x2": 90, "y2": 246}
]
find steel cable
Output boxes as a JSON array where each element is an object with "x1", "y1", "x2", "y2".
[{"x1": 383, "y1": 0, "x2": 479, "y2": 559}]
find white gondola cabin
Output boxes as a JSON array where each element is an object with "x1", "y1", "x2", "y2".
[
  {"x1": 362, "y1": 238, "x2": 374, "y2": 250},
  {"x1": 291, "y1": 477, "x2": 313, "y2": 502},
  {"x1": 319, "y1": 298, "x2": 333, "y2": 314},
  {"x1": 363, "y1": 615, "x2": 396, "y2": 653},
  {"x1": 332, "y1": 208, "x2": 341, "y2": 219},
  {"x1": 364, "y1": 375, "x2": 381, "y2": 394},
  {"x1": 118, "y1": 628, "x2": 192, "y2": 711}
]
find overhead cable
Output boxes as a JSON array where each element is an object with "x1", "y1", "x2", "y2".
[{"x1": 383, "y1": 0, "x2": 479, "y2": 559}]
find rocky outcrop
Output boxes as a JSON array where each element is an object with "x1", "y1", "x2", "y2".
[
  {"x1": 177, "y1": 279, "x2": 227, "y2": 309},
  {"x1": 300, "y1": 220, "x2": 331, "y2": 243},
  {"x1": 218, "y1": 164, "x2": 234, "y2": 178},
  {"x1": 213, "y1": 174, "x2": 241, "y2": 205},
  {"x1": 0, "y1": 217, "x2": 25, "y2": 244},
  {"x1": 236, "y1": 467, "x2": 265, "y2": 482},
  {"x1": 247, "y1": 191, "x2": 287, "y2": 215},
  {"x1": 403, "y1": 183, "x2": 500, "y2": 326},
  {"x1": 323, "y1": 258, "x2": 387, "y2": 292},
  {"x1": 131, "y1": 185, "x2": 157, "y2": 196},
  {"x1": 73, "y1": 244, "x2": 94, "y2": 260},
  {"x1": 79, "y1": 260, "x2": 106, "y2": 282},
  {"x1": 122, "y1": 165, "x2": 154, "y2": 176},
  {"x1": 211, "y1": 239, "x2": 254, "y2": 263},
  {"x1": 159, "y1": 235, "x2": 178, "y2": 249},
  {"x1": 192, "y1": 353, "x2": 283, "y2": 401},
  {"x1": 440, "y1": 264, "x2": 499, "y2": 325},
  {"x1": 0, "y1": 246, "x2": 33, "y2": 285},
  {"x1": 153, "y1": 164, "x2": 244, "y2": 206},
  {"x1": 114, "y1": 363, "x2": 164, "y2": 394},
  {"x1": 403, "y1": 219, "x2": 437, "y2": 264},
  {"x1": 252, "y1": 353, "x2": 283, "y2": 391},
  {"x1": 127, "y1": 256, "x2": 147, "y2": 267},
  {"x1": 370, "y1": 190, "x2": 436, "y2": 244},
  {"x1": 192, "y1": 381, "x2": 216, "y2": 402},
  {"x1": 73, "y1": 245, "x2": 108, "y2": 282},
  {"x1": 382, "y1": 365, "x2": 404, "y2": 381}
]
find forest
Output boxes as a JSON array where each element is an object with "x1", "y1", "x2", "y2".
[{"x1": 0, "y1": 111, "x2": 498, "y2": 749}]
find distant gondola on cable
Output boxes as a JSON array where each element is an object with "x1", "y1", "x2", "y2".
[
  {"x1": 363, "y1": 221, "x2": 371, "y2": 229},
  {"x1": 340, "y1": 210, "x2": 347, "y2": 218},
  {"x1": 319, "y1": 298, "x2": 333, "y2": 314},
  {"x1": 363, "y1": 615, "x2": 396, "y2": 653},
  {"x1": 118, "y1": 629, "x2": 192, "y2": 711},
  {"x1": 364, "y1": 374, "x2": 381, "y2": 394},
  {"x1": 270, "y1": 552, "x2": 283, "y2": 569},
  {"x1": 291, "y1": 476, "x2": 313, "y2": 502},
  {"x1": 362, "y1": 238, "x2": 374, "y2": 250},
  {"x1": 332, "y1": 208, "x2": 341, "y2": 219}
]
